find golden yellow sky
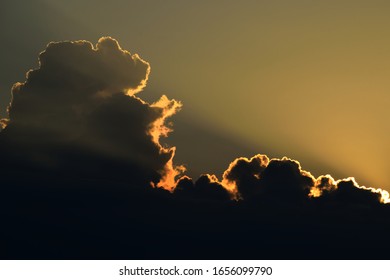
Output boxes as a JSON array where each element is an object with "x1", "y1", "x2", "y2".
[{"x1": 1, "y1": 0, "x2": 389, "y2": 189}]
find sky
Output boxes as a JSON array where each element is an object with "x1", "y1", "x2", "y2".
[
  {"x1": 1, "y1": 0, "x2": 389, "y2": 190},
  {"x1": 1, "y1": 0, "x2": 390, "y2": 259}
]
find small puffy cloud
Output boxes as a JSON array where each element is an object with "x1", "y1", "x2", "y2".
[
  {"x1": 222, "y1": 154, "x2": 269, "y2": 199},
  {"x1": 258, "y1": 157, "x2": 315, "y2": 202},
  {"x1": 219, "y1": 155, "x2": 315, "y2": 203},
  {"x1": 0, "y1": 118, "x2": 9, "y2": 130},
  {"x1": 316, "y1": 177, "x2": 387, "y2": 206},
  {"x1": 310, "y1": 174, "x2": 337, "y2": 197}
]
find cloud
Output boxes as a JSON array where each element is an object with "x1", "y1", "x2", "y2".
[
  {"x1": 0, "y1": 37, "x2": 182, "y2": 188},
  {"x1": 4, "y1": 36, "x2": 386, "y2": 203},
  {"x1": 208, "y1": 153, "x2": 388, "y2": 206},
  {"x1": 174, "y1": 174, "x2": 231, "y2": 201},
  {"x1": 0, "y1": 118, "x2": 8, "y2": 130},
  {"x1": 309, "y1": 174, "x2": 337, "y2": 197},
  {"x1": 315, "y1": 177, "x2": 389, "y2": 205},
  {"x1": 258, "y1": 157, "x2": 315, "y2": 203},
  {"x1": 0, "y1": 37, "x2": 389, "y2": 259},
  {"x1": 149, "y1": 95, "x2": 185, "y2": 190},
  {"x1": 221, "y1": 154, "x2": 269, "y2": 199}
]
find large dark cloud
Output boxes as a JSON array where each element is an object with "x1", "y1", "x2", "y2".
[
  {"x1": 0, "y1": 37, "x2": 182, "y2": 188},
  {"x1": 0, "y1": 37, "x2": 389, "y2": 259}
]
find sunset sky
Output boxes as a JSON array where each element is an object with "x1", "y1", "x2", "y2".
[
  {"x1": 1, "y1": 0, "x2": 389, "y2": 190},
  {"x1": 2, "y1": 0, "x2": 390, "y2": 260}
]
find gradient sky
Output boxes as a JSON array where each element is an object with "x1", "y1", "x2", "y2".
[{"x1": 1, "y1": 0, "x2": 389, "y2": 189}]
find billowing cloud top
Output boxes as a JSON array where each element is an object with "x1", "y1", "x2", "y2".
[
  {"x1": 0, "y1": 37, "x2": 181, "y2": 188},
  {"x1": 9, "y1": 37, "x2": 149, "y2": 127}
]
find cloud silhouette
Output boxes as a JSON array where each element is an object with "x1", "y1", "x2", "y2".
[
  {"x1": 213, "y1": 154, "x2": 388, "y2": 207},
  {"x1": 221, "y1": 154, "x2": 269, "y2": 200},
  {"x1": 0, "y1": 37, "x2": 389, "y2": 259},
  {"x1": 174, "y1": 174, "x2": 231, "y2": 201},
  {"x1": 316, "y1": 177, "x2": 388, "y2": 205},
  {"x1": 0, "y1": 37, "x2": 182, "y2": 188}
]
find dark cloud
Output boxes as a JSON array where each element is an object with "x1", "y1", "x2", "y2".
[
  {"x1": 221, "y1": 154, "x2": 269, "y2": 200},
  {"x1": 0, "y1": 37, "x2": 182, "y2": 188},
  {"x1": 0, "y1": 118, "x2": 8, "y2": 130},
  {"x1": 219, "y1": 154, "x2": 387, "y2": 207},
  {"x1": 317, "y1": 178, "x2": 384, "y2": 206},
  {"x1": 257, "y1": 157, "x2": 314, "y2": 203},
  {"x1": 9, "y1": 37, "x2": 149, "y2": 127},
  {"x1": 310, "y1": 174, "x2": 337, "y2": 197},
  {"x1": 174, "y1": 174, "x2": 231, "y2": 201},
  {"x1": 0, "y1": 37, "x2": 389, "y2": 259}
]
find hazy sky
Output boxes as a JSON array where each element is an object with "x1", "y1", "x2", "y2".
[{"x1": 1, "y1": 0, "x2": 389, "y2": 189}]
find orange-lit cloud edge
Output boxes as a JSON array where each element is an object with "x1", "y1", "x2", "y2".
[
  {"x1": 1, "y1": 37, "x2": 388, "y2": 204},
  {"x1": 220, "y1": 154, "x2": 390, "y2": 203},
  {"x1": 142, "y1": 62, "x2": 390, "y2": 204}
]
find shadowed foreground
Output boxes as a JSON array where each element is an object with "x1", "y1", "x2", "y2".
[{"x1": 2, "y1": 175, "x2": 389, "y2": 260}]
